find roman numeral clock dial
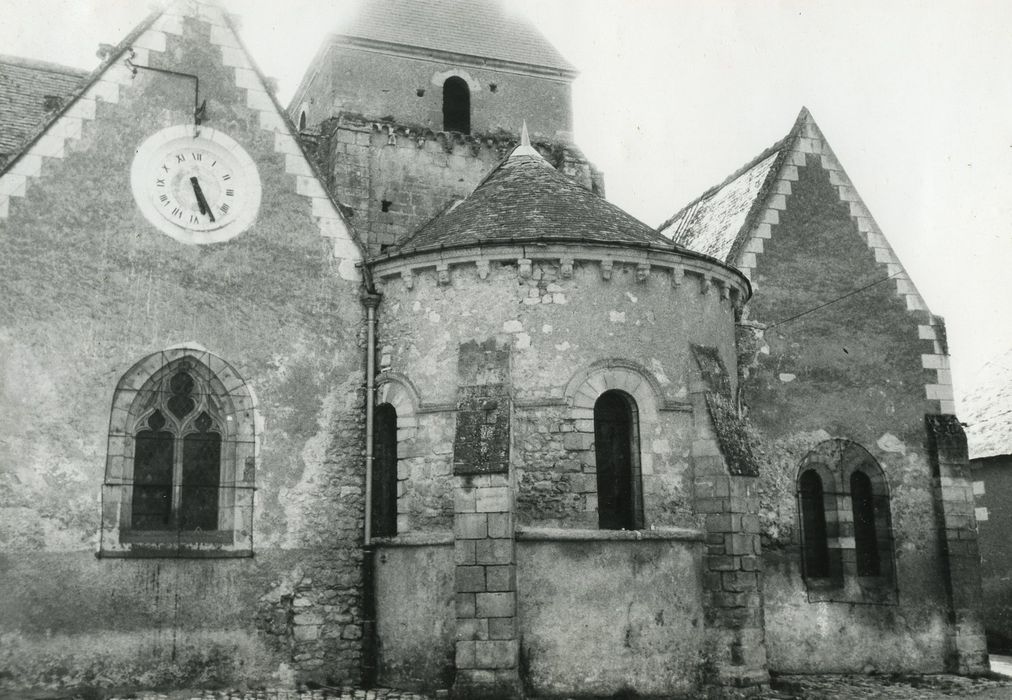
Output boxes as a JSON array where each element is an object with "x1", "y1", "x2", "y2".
[{"x1": 130, "y1": 126, "x2": 262, "y2": 245}]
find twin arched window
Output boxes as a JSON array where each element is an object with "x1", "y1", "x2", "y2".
[
  {"x1": 594, "y1": 390, "x2": 644, "y2": 530},
  {"x1": 797, "y1": 440, "x2": 894, "y2": 586},
  {"x1": 131, "y1": 369, "x2": 222, "y2": 531}
]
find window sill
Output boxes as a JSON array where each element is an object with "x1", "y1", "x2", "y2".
[
  {"x1": 517, "y1": 526, "x2": 706, "y2": 543},
  {"x1": 804, "y1": 576, "x2": 897, "y2": 605},
  {"x1": 119, "y1": 529, "x2": 235, "y2": 544},
  {"x1": 98, "y1": 529, "x2": 251, "y2": 559}
]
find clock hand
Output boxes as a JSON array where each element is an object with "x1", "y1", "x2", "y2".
[{"x1": 189, "y1": 176, "x2": 216, "y2": 222}]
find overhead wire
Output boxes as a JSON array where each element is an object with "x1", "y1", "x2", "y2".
[{"x1": 766, "y1": 270, "x2": 907, "y2": 329}]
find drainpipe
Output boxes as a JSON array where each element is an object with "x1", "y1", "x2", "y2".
[{"x1": 361, "y1": 291, "x2": 381, "y2": 687}]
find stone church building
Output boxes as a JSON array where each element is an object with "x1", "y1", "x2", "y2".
[{"x1": 0, "y1": 0, "x2": 988, "y2": 697}]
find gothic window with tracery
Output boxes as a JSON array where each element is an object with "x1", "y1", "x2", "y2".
[
  {"x1": 100, "y1": 348, "x2": 257, "y2": 558},
  {"x1": 131, "y1": 367, "x2": 222, "y2": 531}
]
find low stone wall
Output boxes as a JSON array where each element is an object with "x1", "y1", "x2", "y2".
[
  {"x1": 373, "y1": 536, "x2": 455, "y2": 691},
  {"x1": 516, "y1": 528, "x2": 706, "y2": 697}
]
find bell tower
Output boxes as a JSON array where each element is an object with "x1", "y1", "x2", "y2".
[
  {"x1": 289, "y1": 0, "x2": 602, "y2": 255},
  {"x1": 289, "y1": 0, "x2": 577, "y2": 141}
]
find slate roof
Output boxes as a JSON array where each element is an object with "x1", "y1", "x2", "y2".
[
  {"x1": 658, "y1": 111, "x2": 806, "y2": 264},
  {"x1": 0, "y1": 55, "x2": 88, "y2": 160},
  {"x1": 961, "y1": 348, "x2": 1012, "y2": 461},
  {"x1": 334, "y1": 0, "x2": 576, "y2": 74},
  {"x1": 387, "y1": 147, "x2": 674, "y2": 255}
]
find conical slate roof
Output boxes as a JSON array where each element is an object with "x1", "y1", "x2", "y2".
[{"x1": 388, "y1": 145, "x2": 675, "y2": 256}]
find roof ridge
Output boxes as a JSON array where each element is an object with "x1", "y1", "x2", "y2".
[
  {"x1": 657, "y1": 127, "x2": 795, "y2": 234},
  {"x1": 0, "y1": 54, "x2": 90, "y2": 76},
  {"x1": 0, "y1": 9, "x2": 161, "y2": 176}
]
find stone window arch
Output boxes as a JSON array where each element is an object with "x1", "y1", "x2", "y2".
[
  {"x1": 99, "y1": 345, "x2": 257, "y2": 558},
  {"x1": 442, "y1": 76, "x2": 471, "y2": 134},
  {"x1": 796, "y1": 439, "x2": 896, "y2": 595},
  {"x1": 565, "y1": 360, "x2": 661, "y2": 530}
]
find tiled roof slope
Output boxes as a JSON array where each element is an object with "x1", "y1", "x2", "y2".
[
  {"x1": 0, "y1": 55, "x2": 88, "y2": 160},
  {"x1": 335, "y1": 0, "x2": 576, "y2": 74},
  {"x1": 658, "y1": 115, "x2": 803, "y2": 263},
  {"x1": 390, "y1": 148, "x2": 673, "y2": 255},
  {"x1": 961, "y1": 348, "x2": 1012, "y2": 460}
]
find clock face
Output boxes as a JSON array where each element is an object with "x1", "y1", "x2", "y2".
[{"x1": 131, "y1": 125, "x2": 262, "y2": 244}]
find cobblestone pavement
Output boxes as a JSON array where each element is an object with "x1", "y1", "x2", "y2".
[
  {"x1": 99, "y1": 690, "x2": 438, "y2": 700},
  {"x1": 22, "y1": 666, "x2": 1012, "y2": 700},
  {"x1": 763, "y1": 672, "x2": 1012, "y2": 699}
]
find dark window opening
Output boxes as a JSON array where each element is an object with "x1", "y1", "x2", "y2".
[
  {"x1": 442, "y1": 77, "x2": 470, "y2": 134},
  {"x1": 851, "y1": 471, "x2": 881, "y2": 576},
  {"x1": 180, "y1": 413, "x2": 221, "y2": 531},
  {"x1": 799, "y1": 469, "x2": 830, "y2": 578},
  {"x1": 372, "y1": 403, "x2": 398, "y2": 537},
  {"x1": 489, "y1": 83, "x2": 498, "y2": 93},
  {"x1": 298, "y1": 110, "x2": 307, "y2": 131},
  {"x1": 416, "y1": 88, "x2": 426, "y2": 97},
  {"x1": 43, "y1": 95, "x2": 63, "y2": 111},
  {"x1": 381, "y1": 199, "x2": 392, "y2": 213},
  {"x1": 132, "y1": 412, "x2": 174, "y2": 531},
  {"x1": 594, "y1": 390, "x2": 643, "y2": 530},
  {"x1": 128, "y1": 369, "x2": 223, "y2": 533}
]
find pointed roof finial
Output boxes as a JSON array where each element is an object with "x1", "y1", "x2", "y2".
[{"x1": 509, "y1": 120, "x2": 543, "y2": 160}]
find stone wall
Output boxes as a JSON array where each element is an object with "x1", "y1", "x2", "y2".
[
  {"x1": 741, "y1": 148, "x2": 980, "y2": 672},
  {"x1": 303, "y1": 116, "x2": 602, "y2": 255},
  {"x1": 972, "y1": 454, "x2": 1012, "y2": 649},
  {"x1": 368, "y1": 247, "x2": 763, "y2": 695},
  {"x1": 0, "y1": 6, "x2": 366, "y2": 693},
  {"x1": 372, "y1": 540, "x2": 455, "y2": 691},
  {"x1": 516, "y1": 531, "x2": 706, "y2": 697},
  {"x1": 291, "y1": 44, "x2": 573, "y2": 142},
  {"x1": 372, "y1": 252, "x2": 743, "y2": 536}
]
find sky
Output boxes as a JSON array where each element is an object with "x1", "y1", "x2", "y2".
[{"x1": 2, "y1": 0, "x2": 1010, "y2": 405}]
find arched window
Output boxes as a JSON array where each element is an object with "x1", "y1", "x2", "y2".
[
  {"x1": 795, "y1": 439, "x2": 896, "y2": 599},
  {"x1": 851, "y1": 470, "x2": 880, "y2": 576},
  {"x1": 594, "y1": 390, "x2": 643, "y2": 530},
  {"x1": 798, "y1": 469, "x2": 830, "y2": 578},
  {"x1": 442, "y1": 77, "x2": 470, "y2": 134},
  {"x1": 131, "y1": 366, "x2": 223, "y2": 531},
  {"x1": 373, "y1": 403, "x2": 398, "y2": 537},
  {"x1": 100, "y1": 348, "x2": 257, "y2": 558},
  {"x1": 298, "y1": 110, "x2": 307, "y2": 131}
]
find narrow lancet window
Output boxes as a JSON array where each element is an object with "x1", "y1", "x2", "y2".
[
  {"x1": 373, "y1": 403, "x2": 398, "y2": 537},
  {"x1": 594, "y1": 390, "x2": 643, "y2": 530},
  {"x1": 851, "y1": 470, "x2": 881, "y2": 576},
  {"x1": 799, "y1": 469, "x2": 830, "y2": 578},
  {"x1": 132, "y1": 410, "x2": 174, "y2": 530}
]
